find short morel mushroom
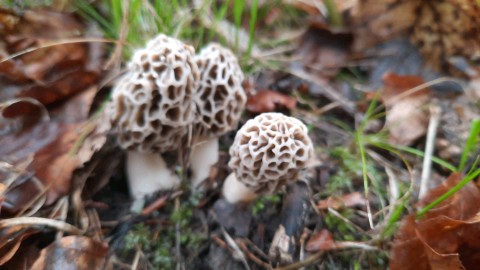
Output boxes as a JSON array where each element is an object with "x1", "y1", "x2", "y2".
[
  {"x1": 106, "y1": 34, "x2": 199, "y2": 199},
  {"x1": 190, "y1": 43, "x2": 247, "y2": 189},
  {"x1": 223, "y1": 113, "x2": 314, "y2": 204}
]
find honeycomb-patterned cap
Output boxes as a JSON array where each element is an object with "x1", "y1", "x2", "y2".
[
  {"x1": 108, "y1": 34, "x2": 199, "y2": 153},
  {"x1": 228, "y1": 113, "x2": 314, "y2": 194},
  {"x1": 193, "y1": 43, "x2": 246, "y2": 138}
]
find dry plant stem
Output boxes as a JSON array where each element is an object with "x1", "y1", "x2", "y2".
[
  {"x1": 273, "y1": 251, "x2": 324, "y2": 270},
  {"x1": 221, "y1": 227, "x2": 252, "y2": 270},
  {"x1": 287, "y1": 68, "x2": 355, "y2": 115},
  {"x1": 131, "y1": 249, "x2": 141, "y2": 270},
  {"x1": 104, "y1": 0, "x2": 129, "y2": 71},
  {"x1": 55, "y1": 197, "x2": 69, "y2": 240},
  {"x1": 126, "y1": 151, "x2": 180, "y2": 200},
  {"x1": 222, "y1": 173, "x2": 257, "y2": 204},
  {"x1": 190, "y1": 138, "x2": 219, "y2": 189},
  {"x1": 419, "y1": 105, "x2": 441, "y2": 198},
  {"x1": 0, "y1": 217, "x2": 82, "y2": 235},
  {"x1": 237, "y1": 240, "x2": 273, "y2": 270}
]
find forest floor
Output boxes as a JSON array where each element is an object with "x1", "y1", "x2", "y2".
[{"x1": 1, "y1": 1, "x2": 480, "y2": 269}]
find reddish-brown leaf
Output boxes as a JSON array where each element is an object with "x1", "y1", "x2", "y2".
[
  {"x1": 0, "y1": 9, "x2": 101, "y2": 106},
  {"x1": 246, "y1": 90, "x2": 297, "y2": 113},
  {"x1": 31, "y1": 236, "x2": 110, "y2": 270},
  {"x1": 306, "y1": 229, "x2": 337, "y2": 252},
  {"x1": 0, "y1": 226, "x2": 38, "y2": 265},
  {"x1": 0, "y1": 87, "x2": 102, "y2": 210},
  {"x1": 390, "y1": 173, "x2": 480, "y2": 270},
  {"x1": 381, "y1": 72, "x2": 431, "y2": 146}
]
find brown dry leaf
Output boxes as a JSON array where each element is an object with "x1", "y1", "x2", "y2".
[
  {"x1": 31, "y1": 236, "x2": 110, "y2": 270},
  {"x1": 306, "y1": 229, "x2": 337, "y2": 252},
  {"x1": 316, "y1": 192, "x2": 366, "y2": 210},
  {"x1": 381, "y1": 72, "x2": 430, "y2": 146},
  {"x1": 292, "y1": 23, "x2": 353, "y2": 80},
  {"x1": 0, "y1": 87, "x2": 102, "y2": 210},
  {"x1": 0, "y1": 9, "x2": 101, "y2": 106},
  {"x1": 0, "y1": 225, "x2": 38, "y2": 265},
  {"x1": 351, "y1": 0, "x2": 480, "y2": 71},
  {"x1": 390, "y1": 173, "x2": 480, "y2": 270},
  {"x1": 246, "y1": 90, "x2": 297, "y2": 113}
]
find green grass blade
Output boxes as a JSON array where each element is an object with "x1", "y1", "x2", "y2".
[
  {"x1": 417, "y1": 167, "x2": 480, "y2": 217},
  {"x1": 381, "y1": 198, "x2": 408, "y2": 238},
  {"x1": 233, "y1": 0, "x2": 245, "y2": 51},
  {"x1": 246, "y1": 0, "x2": 258, "y2": 59},
  {"x1": 458, "y1": 119, "x2": 480, "y2": 172},
  {"x1": 371, "y1": 142, "x2": 457, "y2": 172},
  {"x1": 323, "y1": 0, "x2": 343, "y2": 27}
]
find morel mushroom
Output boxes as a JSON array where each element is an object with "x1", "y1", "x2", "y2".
[
  {"x1": 190, "y1": 43, "x2": 247, "y2": 189},
  {"x1": 106, "y1": 34, "x2": 199, "y2": 199},
  {"x1": 223, "y1": 113, "x2": 314, "y2": 204}
]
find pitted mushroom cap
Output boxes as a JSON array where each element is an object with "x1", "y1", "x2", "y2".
[
  {"x1": 194, "y1": 43, "x2": 247, "y2": 138},
  {"x1": 228, "y1": 113, "x2": 314, "y2": 194},
  {"x1": 108, "y1": 34, "x2": 199, "y2": 153}
]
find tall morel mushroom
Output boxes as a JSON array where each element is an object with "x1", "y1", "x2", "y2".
[
  {"x1": 223, "y1": 112, "x2": 314, "y2": 204},
  {"x1": 191, "y1": 43, "x2": 247, "y2": 189},
  {"x1": 106, "y1": 34, "x2": 199, "y2": 199}
]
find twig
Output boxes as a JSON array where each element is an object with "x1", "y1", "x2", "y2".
[
  {"x1": 0, "y1": 217, "x2": 82, "y2": 235},
  {"x1": 419, "y1": 105, "x2": 441, "y2": 198},
  {"x1": 273, "y1": 251, "x2": 324, "y2": 270},
  {"x1": 55, "y1": 197, "x2": 69, "y2": 240},
  {"x1": 141, "y1": 195, "x2": 169, "y2": 216},
  {"x1": 221, "y1": 227, "x2": 251, "y2": 270},
  {"x1": 131, "y1": 249, "x2": 141, "y2": 270},
  {"x1": 237, "y1": 240, "x2": 273, "y2": 270},
  {"x1": 287, "y1": 68, "x2": 356, "y2": 115}
]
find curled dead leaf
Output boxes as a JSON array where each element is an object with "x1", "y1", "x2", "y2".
[
  {"x1": 31, "y1": 236, "x2": 110, "y2": 270},
  {"x1": 381, "y1": 72, "x2": 430, "y2": 146},
  {"x1": 390, "y1": 173, "x2": 480, "y2": 270},
  {"x1": 306, "y1": 229, "x2": 337, "y2": 252},
  {"x1": 0, "y1": 9, "x2": 102, "y2": 106},
  {"x1": 293, "y1": 23, "x2": 353, "y2": 80},
  {"x1": 246, "y1": 90, "x2": 297, "y2": 113}
]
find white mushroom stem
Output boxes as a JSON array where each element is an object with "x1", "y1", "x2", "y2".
[
  {"x1": 126, "y1": 151, "x2": 180, "y2": 200},
  {"x1": 190, "y1": 137, "x2": 219, "y2": 189},
  {"x1": 222, "y1": 173, "x2": 257, "y2": 204}
]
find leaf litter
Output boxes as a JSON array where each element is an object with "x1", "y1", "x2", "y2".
[{"x1": 1, "y1": 1, "x2": 480, "y2": 269}]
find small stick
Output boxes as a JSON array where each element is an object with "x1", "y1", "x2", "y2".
[{"x1": 419, "y1": 105, "x2": 441, "y2": 198}]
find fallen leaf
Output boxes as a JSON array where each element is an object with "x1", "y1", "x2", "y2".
[
  {"x1": 0, "y1": 225, "x2": 38, "y2": 265},
  {"x1": 316, "y1": 192, "x2": 366, "y2": 210},
  {"x1": 306, "y1": 229, "x2": 337, "y2": 252},
  {"x1": 246, "y1": 90, "x2": 297, "y2": 113},
  {"x1": 0, "y1": 9, "x2": 102, "y2": 106},
  {"x1": 381, "y1": 72, "x2": 430, "y2": 146},
  {"x1": 390, "y1": 173, "x2": 480, "y2": 270},
  {"x1": 31, "y1": 236, "x2": 110, "y2": 270},
  {"x1": 292, "y1": 22, "x2": 353, "y2": 80},
  {"x1": 0, "y1": 87, "x2": 102, "y2": 210}
]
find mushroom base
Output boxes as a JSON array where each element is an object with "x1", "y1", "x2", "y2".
[
  {"x1": 190, "y1": 138, "x2": 219, "y2": 190},
  {"x1": 126, "y1": 151, "x2": 180, "y2": 200},
  {"x1": 222, "y1": 172, "x2": 257, "y2": 204}
]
